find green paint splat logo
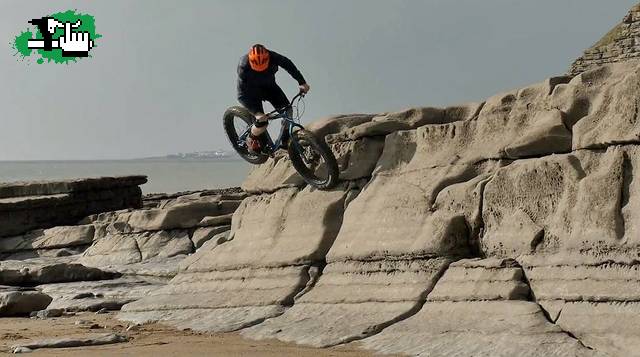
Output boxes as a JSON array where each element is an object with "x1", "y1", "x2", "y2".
[{"x1": 11, "y1": 10, "x2": 101, "y2": 64}]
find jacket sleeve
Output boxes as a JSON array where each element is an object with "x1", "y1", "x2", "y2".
[
  {"x1": 237, "y1": 55, "x2": 249, "y2": 80},
  {"x1": 271, "y1": 51, "x2": 307, "y2": 85}
]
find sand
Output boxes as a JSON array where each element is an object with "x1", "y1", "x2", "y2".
[{"x1": 0, "y1": 312, "x2": 380, "y2": 356}]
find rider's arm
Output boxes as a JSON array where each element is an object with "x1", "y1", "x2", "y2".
[
  {"x1": 237, "y1": 55, "x2": 250, "y2": 83},
  {"x1": 271, "y1": 51, "x2": 307, "y2": 85}
]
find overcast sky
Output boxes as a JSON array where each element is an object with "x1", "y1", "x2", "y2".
[{"x1": 0, "y1": 0, "x2": 636, "y2": 160}]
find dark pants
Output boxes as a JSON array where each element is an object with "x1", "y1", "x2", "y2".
[
  {"x1": 238, "y1": 84, "x2": 291, "y2": 145},
  {"x1": 238, "y1": 83, "x2": 289, "y2": 115}
]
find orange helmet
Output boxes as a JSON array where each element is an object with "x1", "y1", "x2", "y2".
[{"x1": 248, "y1": 44, "x2": 270, "y2": 72}]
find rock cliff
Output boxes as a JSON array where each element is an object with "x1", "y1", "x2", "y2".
[
  {"x1": 6, "y1": 5, "x2": 640, "y2": 355},
  {"x1": 118, "y1": 57, "x2": 640, "y2": 355}
]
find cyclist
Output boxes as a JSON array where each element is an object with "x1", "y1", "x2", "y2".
[{"x1": 237, "y1": 44, "x2": 310, "y2": 153}]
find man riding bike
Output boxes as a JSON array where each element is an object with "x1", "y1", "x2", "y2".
[{"x1": 237, "y1": 44, "x2": 310, "y2": 153}]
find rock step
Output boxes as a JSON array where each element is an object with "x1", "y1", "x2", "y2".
[
  {"x1": 0, "y1": 225, "x2": 95, "y2": 254},
  {"x1": 428, "y1": 258, "x2": 530, "y2": 301},
  {"x1": 242, "y1": 258, "x2": 450, "y2": 348},
  {"x1": 40, "y1": 276, "x2": 166, "y2": 312},
  {"x1": 0, "y1": 177, "x2": 146, "y2": 237},
  {"x1": 0, "y1": 176, "x2": 147, "y2": 199},
  {"x1": 120, "y1": 265, "x2": 313, "y2": 332},
  {"x1": 359, "y1": 301, "x2": 603, "y2": 357},
  {"x1": 518, "y1": 255, "x2": 640, "y2": 356}
]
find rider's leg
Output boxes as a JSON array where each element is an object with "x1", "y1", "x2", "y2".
[
  {"x1": 264, "y1": 84, "x2": 291, "y2": 149},
  {"x1": 238, "y1": 95, "x2": 268, "y2": 136},
  {"x1": 238, "y1": 95, "x2": 268, "y2": 152}
]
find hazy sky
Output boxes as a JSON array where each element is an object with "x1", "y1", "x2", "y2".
[{"x1": 0, "y1": 0, "x2": 636, "y2": 160}]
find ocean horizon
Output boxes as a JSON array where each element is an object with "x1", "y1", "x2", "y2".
[{"x1": 0, "y1": 159, "x2": 251, "y2": 194}]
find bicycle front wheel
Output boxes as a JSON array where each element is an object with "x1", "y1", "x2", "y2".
[
  {"x1": 223, "y1": 106, "x2": 268, "y2": 165},
  {"x1": 288, "y1": 129, "x2": 339, "y2": 190}
]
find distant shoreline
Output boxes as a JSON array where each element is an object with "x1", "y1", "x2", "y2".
[{"x1": 0, "y1": 160, "x2": 250, "y2": 194}]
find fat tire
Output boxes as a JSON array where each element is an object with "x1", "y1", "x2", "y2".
[
  {"x1": 223, "y1": 106, "x2": 268, "y2": 165},
  {"x1": 288, "y1": 129, "x2": 339, "y2": 190}
]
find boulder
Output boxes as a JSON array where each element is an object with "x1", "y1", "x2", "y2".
[
  {"x1": 33, "y1": 308, "x2": 63, "y2": 318},
  {"x1": 40, "y1": 276, "x2": 167, "y2": 312},
  {"x1": 0, "y1": 258, "x2": 118, "y2": 285},
  {"x1": 0, "y1": 287, "x2": 52, "y2": 316},
  {"x1": 191, "y1": 225, "x2": 231, "y2": 249},
  {"x1": 11, "y1": 333, "x2": 128, "y2": 352},
  {"x1": 0, "y1": 225, "x2": 95, "y2": 254},
  {"x1": 79, "y1": 230, "x2": 193, "y2": 268}
]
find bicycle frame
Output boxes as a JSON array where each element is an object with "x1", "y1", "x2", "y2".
[{"x1": 237, "y1": 93, "x2": 306, "y2": 153}]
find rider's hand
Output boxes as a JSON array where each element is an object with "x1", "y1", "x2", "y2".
[{"x1": 299, "y1": 83, "x2": 310, "y2": 94}]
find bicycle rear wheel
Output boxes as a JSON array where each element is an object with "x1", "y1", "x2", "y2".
[
  {"x1": 223, "y1": 106, "x2": 268, "y2": 164},
  {"x1": 288, "y1": 129, "x2": 339, "y2": 190}
]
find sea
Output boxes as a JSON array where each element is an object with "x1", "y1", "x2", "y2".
[{"x1": 0, "y1": 160, "x2": 251, "y2": 194}]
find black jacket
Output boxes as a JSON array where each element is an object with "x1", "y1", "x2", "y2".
[{"x1": 237, "y1": 50, "x2": 306, "y2": 98}]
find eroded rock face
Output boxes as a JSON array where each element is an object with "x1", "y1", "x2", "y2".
[
  {"x1": 3, "y1": 44, "x2": 640, "y2": 356},
  {"x1": 0, "y1": 188, "x2": 240, "y2": 319},
  {"x1": 120, "y1": 184, "x2": 358, "y2": 332},
  {"x1": 242, "y1": 258, "x2": 450, "y2": 347},
  {"x1": 360, "y1": 259, "x2": 603, "y2": 357},
  {"x1": 118, "y1": 61, "x2": 640, "y2": 356}
]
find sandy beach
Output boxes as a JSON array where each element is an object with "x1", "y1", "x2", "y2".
[{"x1": 0, "y1": 312, "x2": 377, "y2": 356}]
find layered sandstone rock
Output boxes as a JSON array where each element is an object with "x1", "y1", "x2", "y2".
[
  {"x1": 359, "y1": 259, "x2": 601, "y2": 356},
  {"x1": 121, "y1": 61, "x2": 640, "y2": 356},
  {"x1": 0, "y1": 188, "x2": 243, "y2": 315},
  {"x1": 120, "y1": 184, "x2": 361, "y2": 331},
  {"x1": 7, "y1": 9, "x2": 640, "y2": 355},
  {"x1": 0, "y1": 176, "x2": 147, "y2": 237}
]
